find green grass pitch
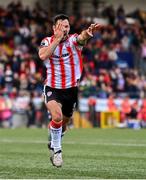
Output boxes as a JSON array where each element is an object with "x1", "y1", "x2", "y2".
[{"x1": 0, "y1": 128, "x2": 146, "y2": 179}]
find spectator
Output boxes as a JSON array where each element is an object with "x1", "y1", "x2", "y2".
[
  {"x1": 138, "y1": 99, "x2": 146, "y2": 128},
  {"x1": 107, "y1": 94, "x2": 118, "y2": 111},
  {"x1": 140, "y1": 38, "x2": 146, "y2": 75},
  {"x1": 32, "y1": 91, "x2": 44, "y2": 127},
  {"x1": 120, "y1": 96, "x2": 131, "y2": 122},
  {"x1": 11, "y1": 90, "x2": 30, "y2": 128}
]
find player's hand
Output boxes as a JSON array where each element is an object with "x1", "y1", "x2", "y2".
[
  {"x1": 86, "y1": 23, "x2": 103, "y2": 37},
  {"x1": 54, "y1": 22, "x2": 64, "y2": 42}
]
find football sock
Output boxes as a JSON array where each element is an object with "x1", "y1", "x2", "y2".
[
  {"x1": 49, "y1": 120, "x2": 62, "y2": 153},
  {"x1": 48, "y1": 122, "x2": 66, "y2": 142}
]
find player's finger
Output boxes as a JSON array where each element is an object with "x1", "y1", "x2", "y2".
[
  {"x1": 88, "y1": 27, "x2": 92, "y2": 32},
  {"x1": 59, "y1": 24, "x2": 64, "y2": 32},
  {"x1": 87, "y1": 29, "x2": 93, "y2": 37},
  {"x1": 94, "y1": 23, "x2": 103, "y2": 29},
  {"x1": 90, "y1": 24, "x2": 95, "y2": 29},
  {"x1": 59, "y1": 22, "x2": 64, "y2": 30},
  {"x1": 90, "y1": 23, "x2": 95, "y2": 26},
  {"x1": 57, "y1": 21, "x2": 61, "y2": 27},
  {"x1": 57, "y1": 22, "x2": 62, "y2": 30},
  {"x1": 58, "y1": 20, "x2": 64, "y2": 29}
]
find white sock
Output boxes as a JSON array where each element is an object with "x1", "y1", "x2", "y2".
[{"x1": 50, "y1": 126, "x2": 62, "y2": 152}]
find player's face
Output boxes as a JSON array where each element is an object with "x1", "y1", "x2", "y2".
[{"x1": 55, "y1": 19, "x2": 70, "y2": 41}]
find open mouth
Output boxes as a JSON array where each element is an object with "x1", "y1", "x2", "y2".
[
  {"x1": 63, "y1": 33, "x2": 68, "y2": 39},
  {"x1": 61, "y1": 33, "x2": 68, "y2": 41}
]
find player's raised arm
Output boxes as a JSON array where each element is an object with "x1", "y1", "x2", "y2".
[
  {"x1": 38, "y1": 21, "x2": 64, "y2": 60},
  {"x1": 77, "y1": 23, "x2": 102, "y2": 45}
]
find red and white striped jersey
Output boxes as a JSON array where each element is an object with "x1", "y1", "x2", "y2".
[{"x1": 40, "y1": 34, "x2": 83, "y2": 89}]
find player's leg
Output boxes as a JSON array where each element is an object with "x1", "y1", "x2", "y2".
[
  {"x1": 47, "y1": 100, "x2": 63, "y2": 152},
  {"x1": 62, "y1": 115, "x2": 72, "y2": 136},
  {"x1": 46, "y1": 100, "x2": 63, "y2": 167},
  {"x1": 61, "y1": 86, "x2": 78, "y2": 137},
  {"x1": 48, "y1": 115, "x2": 70, "y2": 157},
  {"x1": 48, "y1": 114, "x2": 69, "y2": 141},
  {"x1": 43, "y1": 86, "x2": 64, "y2": 167}
]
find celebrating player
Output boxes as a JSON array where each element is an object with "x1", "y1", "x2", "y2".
[{"x1": 39, "y1": 14, "x2": 102, "y2": 167}]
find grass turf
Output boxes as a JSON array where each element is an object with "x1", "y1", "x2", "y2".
[{"x1": 0, "y1": 128, "x2": 146, "y2": 179}]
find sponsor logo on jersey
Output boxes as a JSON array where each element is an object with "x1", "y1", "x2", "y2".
[{"x1": 52, "y1": 53, "x2": 69, "y2": 59}]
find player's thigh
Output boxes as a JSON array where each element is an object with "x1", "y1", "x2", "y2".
[
  {"x1": 62, "y1": 100, "x2": 76, "y2": 119},
  {"x1": 62, "y1": 87, "x2": 78, "y2": 118},
  {"x1": 46, "y1": 100, "x2": 63, "y2": 121},
  {"x1": 43, "y1": 86, "x2": 63, "y2": 121}
]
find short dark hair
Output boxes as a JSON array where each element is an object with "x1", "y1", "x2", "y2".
[{"x1": 53, "y1": 14, "x2": 69, "y2": 25}]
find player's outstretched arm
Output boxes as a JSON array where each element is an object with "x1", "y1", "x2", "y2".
[
  {"x1": 39, "y1": 22, "x2": 64, "y2": 61},
  {"x1": 77, "y1": 23, "x2": 102, "y2": 45}
]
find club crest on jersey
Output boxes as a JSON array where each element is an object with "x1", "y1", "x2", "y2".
[{"x1": 47, "y1": 91, "x2": 52, "y2": 97}]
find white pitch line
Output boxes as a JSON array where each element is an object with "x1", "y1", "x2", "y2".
[
  {"x1": 67, "y1": 141, "x2": 146, "y2": 147},
  {"x1": 0, "y1": 139, "x2": 146, "y2": 147}
]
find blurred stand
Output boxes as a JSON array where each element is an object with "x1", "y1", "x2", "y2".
[{"x1": 0, "y1": 0, "x2": 146, "y2": 128}]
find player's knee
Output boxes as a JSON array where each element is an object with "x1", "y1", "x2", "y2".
[{"x1": 52, "y1": 111, "x2": 63, "y2": 122}]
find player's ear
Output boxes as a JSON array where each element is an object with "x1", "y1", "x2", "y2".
[{"x1": 53, "y1": 25, "x2": 55, "y2": 31}]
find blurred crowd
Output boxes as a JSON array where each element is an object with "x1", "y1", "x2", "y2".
[
  {"x1": 106, "y1": 95, "x2": 146, "y2": 128},
  {"x1": 0, "y1": 1, "x2": 146, "y2": 128}
]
